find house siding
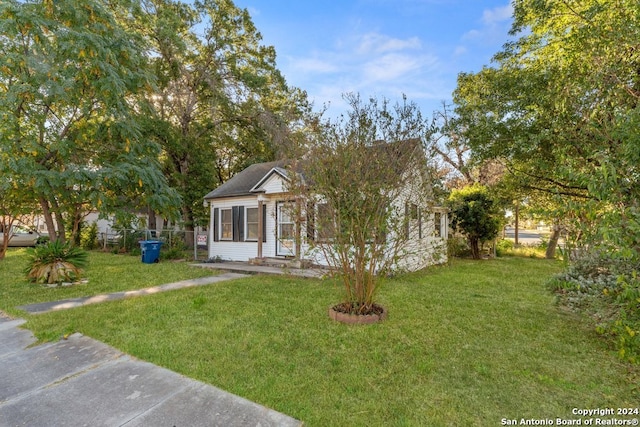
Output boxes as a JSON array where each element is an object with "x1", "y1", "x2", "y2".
[
  {"x1": 204, "y1": 158, "x2": 448, "y2": 270},
  {"x1": 207, "y1": 196, "x2": 283, "y2": 261},
  {"x1": 260, "y1": 174, "x2": 287, "y2": 194}
]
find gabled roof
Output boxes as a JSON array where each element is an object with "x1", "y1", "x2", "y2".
[
  {"x1": 203, "y1": 160, "x2": 288, "y2": 199},
  {"x1": 250, "y1": 166, "x2": 289, "y2": 193},
  {"x1": 204, "y1": 139, "x2": 426, "y2": 200}
]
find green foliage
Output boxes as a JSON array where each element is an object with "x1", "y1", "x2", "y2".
[
  {"x1": 0, "y1": 0, "x2": 180, "y2": 242},
  {"x1": 548, "y1": 251, "x2": 640, "y2": 363},
  {"x1": 24, "y1": 241, "x2": 88, "y2": 285},
  {"x1": 290, "y1": 94, "x2": 435, "y2": 313},
  {"x1": 495, "y1": 239, "x2": 514, "y2": 256},
  {"x1": 18, "y1": 258, "x2": 639, "y2": 425},
  {"x1": 0, "y1": 249, "x2": 215, "y2": 317},
  {"x1": 160, "y1": 235, "x2": 187, "y2": 260},
  {"x1": 447, "y1": 235, "x2": 471, "y2": 259},
  {"x1": 447, "y1": 184, "x2": 502, "y2": 259},
  {"x1": 453, "y1": 0, "x2": 640, "y2": 257},
  {"x1": 81, "y1": 222, "x2": 99, "y2": 250},
  {"x1": 141, "y1": 0, "x2": 311, "y2": 240},
  {"x1": 160, "y1": 246, "x2": 185, "y2": 261},
  {"x1": 118, "y1": 229, "x2": 146, "y2": 253}
]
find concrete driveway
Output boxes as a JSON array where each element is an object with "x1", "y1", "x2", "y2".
[{"x1": 0, "y1": 315, "x2": 301, "y2": 427}]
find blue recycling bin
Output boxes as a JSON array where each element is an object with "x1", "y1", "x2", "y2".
[{"x1": 139, "y1": 240, "x2": 163, "y2": 264}]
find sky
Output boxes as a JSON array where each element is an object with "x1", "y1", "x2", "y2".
[{"x1": 232, "y1": 0, "x2": 515, "y2": 119}]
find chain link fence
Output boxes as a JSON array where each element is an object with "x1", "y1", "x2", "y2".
[{"x1": 97, "y1": 228, "x2": 208, "y2": 261}]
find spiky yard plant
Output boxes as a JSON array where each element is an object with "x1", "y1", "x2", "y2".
[{"x1": 24, "y1": 240, "x2": 88, "y2": 285}]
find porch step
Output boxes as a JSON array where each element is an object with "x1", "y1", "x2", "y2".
[{"x1": 250, "y1": 257, "x2": 298, "y2": 268}]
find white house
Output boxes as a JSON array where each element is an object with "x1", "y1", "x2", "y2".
[{"x1": 204, "y1": 149, "x2": 449, "y2": 271}]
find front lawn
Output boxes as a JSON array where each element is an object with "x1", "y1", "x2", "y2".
[
  {"x1": 10, "y1": 255, "x2": 638, "y2": 426},
  {"x1": 0, "y1": 248, "x2": 216, "y2": 316}
]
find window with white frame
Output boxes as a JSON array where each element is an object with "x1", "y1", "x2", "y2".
[
  {"x1": 245, "y1": 207, "x2": 259, "y2": 241},
  {"x1": 220, "y1": 208, "x2": 233, "y2": 240}
]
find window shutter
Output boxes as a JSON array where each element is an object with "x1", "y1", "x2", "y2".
[
  {"x1": 232, "y1": 206, "x2": 244, "y2": 242},
  {"x1": 405, "y1": 202, "x2": 410, "y2": 239},
  {"x1": 238, "y1": 206, "x2": 244, "y2": 241},
  {"x1": 262, "y1": 204, "x2": 267, "y2": 243},
  {"x1": 418, "y1": 208, "x2": 422, "y2": 239},
  {"x1": 213, "y1": 208, "x2": 219, "y2": 242}
]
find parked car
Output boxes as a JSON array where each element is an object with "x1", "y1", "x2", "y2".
[{"x1": 0, "y1": 226, "x2": 48, "y2": 247}]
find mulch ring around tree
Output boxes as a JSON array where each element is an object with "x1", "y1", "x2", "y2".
[{"x1": 328, "y1": 302, "x2": 387, "y2": 325}]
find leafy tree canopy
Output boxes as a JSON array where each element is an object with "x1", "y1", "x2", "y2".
[
  {"x1": 0, "y1": 0, "x2": 180, "y2": 242},
  {"x1": 448, "y1": 184, "x2": 501, "y2": 260},
  {"x1": 453, "y1": 0, "x2": 640, "y2": 257}
]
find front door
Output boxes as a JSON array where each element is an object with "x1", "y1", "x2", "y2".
[{"x1": 276, "y1": 202, "x2": 295, "y2": 256}]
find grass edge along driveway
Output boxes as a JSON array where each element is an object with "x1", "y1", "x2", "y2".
[{"x1": 8, "y1": 254, "x2": 640, "y2": 426}]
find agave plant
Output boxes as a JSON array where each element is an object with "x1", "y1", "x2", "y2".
[{"x1": 24, "y1": 240, "x2": 88, "y2": 285}]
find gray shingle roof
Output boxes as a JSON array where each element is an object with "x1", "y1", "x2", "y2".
[{"x1": 203, "y1": 160, "x2": 288, "y2": 199}]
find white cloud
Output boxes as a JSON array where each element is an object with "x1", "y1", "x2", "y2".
[
  {"x1": 462, "y1": 3, "x2": 513, "y2": 44},
  {"x1": 357, "y1": 32, "x2": 422, "y2": 55},
  {"x1": 362, "y1": 53, "x2": 437, "y2": 83},
  {"x1": 290, "y1": 57, "x2": 339, "y2": 74},
  {"x1": 462, "y1": 29, "x2": 482, "y2": 41},
  {"x1": 279, "y1": 29, "x2": 449, "y2": 119},
  {"x1": 362, "y1": 54, "x2": 419, "y2": 82},
  {"x1": 482, "y1": 4, "x2": 513, "y2": 25},
  {"x1": 453, "y1": 45, "x2": 468, "y2": 56}
]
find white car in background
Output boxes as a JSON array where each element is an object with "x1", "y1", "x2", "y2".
[{"x1": 0, "y1": 226, "x2": 48, "y2": 247}]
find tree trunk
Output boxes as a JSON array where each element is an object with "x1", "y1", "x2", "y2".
[
  {"x1": 40, "y1": 197, "x2": 61, "y2": 242},
  {"x1": 0, "y1": 217, "x2": 15, "y2": 260},
  {"x1": 546, "y1": 224, "x2": 561, "y2": 259},
  {"x1": 469, "y1": 236, "x2": 481, "y2": 259},
  {"x1": 182, "y1": 205, "x2": 195, "y2": 249},
  {"x1": 514, "y1": 202, "x2": 519, "y2": 246},
  {"x1": 70, "y1": 208, "x2": 83, "y2": 246}
]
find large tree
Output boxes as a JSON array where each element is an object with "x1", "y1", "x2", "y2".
[
  {"x1": 140, "y1": 0, "x2": 310, "y2": 246},
  {"x1": 0, "y1": 0, "x2": 180, "y2": 243},
  {"x1": 454, "y1": 0, "x2": 640, "y2": 256}
]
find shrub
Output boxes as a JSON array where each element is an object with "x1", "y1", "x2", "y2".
[
  {"x1": 447, "y1": 184, "x2": 502, "y2": 259},
  {"x1": 161, "y1": 238, "x2": 187, "y2": 260},
  {"x1": 495, "y1": 239, "x2": 514, "y2": 257},
  {"x1": 447, "y1": 235, "x2": 471, "y2": 258},
  {"x1": 81, "y1": 222, "x2": 99, "y2": 250},
  {"x1": 118, "y1": 229, "x2": 146, "y2": 252},
  {"x1": 161, "y1": 246, "x2": 185, "y2": 260},
  {"x1": 24, "y1": 240, "x2": 89, "y2": 285},
  {"x1": 548, "y1": 250, "x2": 640, "y2": 363}
]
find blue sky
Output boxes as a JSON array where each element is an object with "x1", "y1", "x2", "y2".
[{"x1": 233, "y1": 0, "x2": 515, "y2": 119}]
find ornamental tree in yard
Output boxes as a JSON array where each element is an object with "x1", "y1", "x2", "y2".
[
  {"x1": 447, "y1": 184, "x2": 501, "y2": 259},
  {"x1": 289, "y1": 94, "x2": 437, "y2": 316}
]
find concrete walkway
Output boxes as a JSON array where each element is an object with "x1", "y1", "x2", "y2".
[
  {"x1": 18, "y1": 272, "x2": 249, "y2": 315},
  {"x1": 192, "y1": 261, "x2": 328, "y2": 279},
  {"x1": 0, "y1": 315, "x2": 301, "y2": 426},
  {"x1": 3, "y1": 265, "x2": 317, "y2": 425}
]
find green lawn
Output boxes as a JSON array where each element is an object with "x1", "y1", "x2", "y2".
[
  {"x1": 2, "y1": 251, "x2": 638, "y2": 426},
  {"x1": 0, "y1": 248, "x2": 216, "y2": 316}
]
